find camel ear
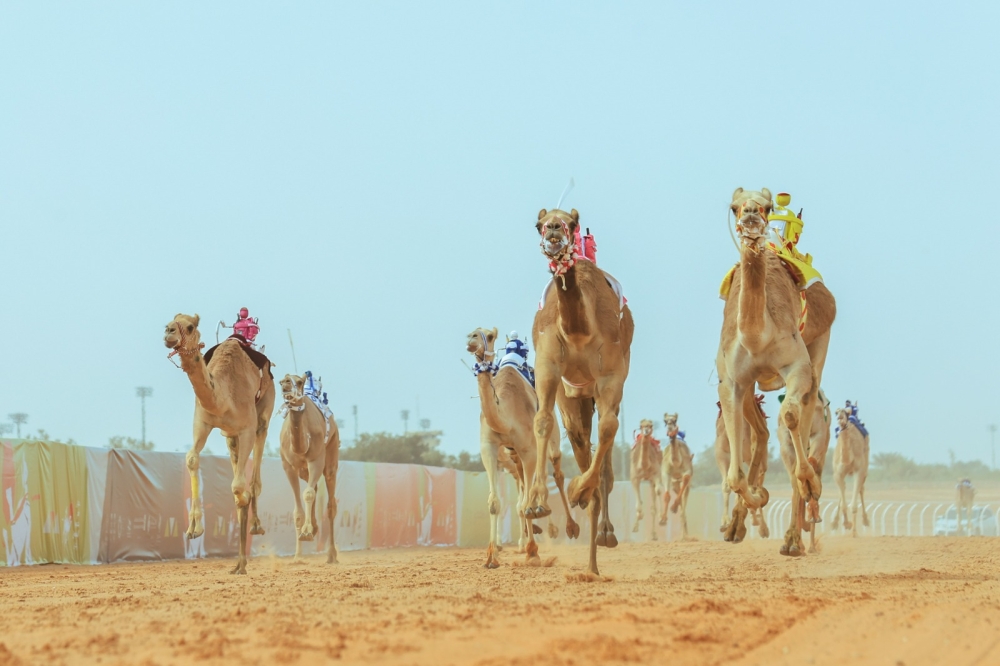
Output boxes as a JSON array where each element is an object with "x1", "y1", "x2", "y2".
[
  {"x1": 490, "y1": 327, "x2": 498, "y2": 341},
  {"x1": 730, "y1": 188, "x2": 745, "y2": 213},
  {"x1": 761, "y1": 188, "x2": 772, "y2": 202},
  {"x1": 538, "y1": 209, "x2": 547, "y2": 221},
  {"x1": 569, "y1": 209, "x2": 580, "y2": 232},
  {"x1": 191, "y1": 314, "x2": 200, "y2": 328}
]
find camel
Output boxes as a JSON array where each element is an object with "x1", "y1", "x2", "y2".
[
  {"x1": 278, "y1": 374, "x2": 341, "y2": 563},
  {"x1": 163, "y1": 314, "x2": 275, "y2": 575},
  {"x1": 660, "y1": 414, "x2": 694, "y2": 539},
  {"x1": 467, "y1": 327, "x2": 577, "y2": 568},
  {"x1": 527, "y1": 208, "x2": 634, "y2": 576},
  {"x1": 714, "y1": 396, "x2": 770, "y2": 539},
  {"x1": 779, "y1": 390, "x2": 832, "y2": 552},
  {"x1": 830, "y1": 406, "x2": 870, "y2": 536},
  {"x1": 956, "y1": 479, "x2": 976, "y2": 536},
  {"x1": 630, "y1": 419, "x2": 663, "y2": 538},
  {"x1": 717, "y1": 188, "x2": 836, "y2": 556}
]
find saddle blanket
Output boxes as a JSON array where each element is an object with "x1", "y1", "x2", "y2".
[
  {"x1": 497, "y1": 353, "x2": 535, "y2": 388},
  {"x1": 838, "y1": 415, "x2": 869, "y2": 438},
  {"x1": 719, "y1": 245, "x2": 823, "y2": 301}
]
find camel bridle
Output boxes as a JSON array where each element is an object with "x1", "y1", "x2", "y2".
[
  {"x1": 539, "y1": 215, "x2": 579, "y2": 290},
  {"x1": 167, "y1": 320, "x2": 205, "y2": 368}
]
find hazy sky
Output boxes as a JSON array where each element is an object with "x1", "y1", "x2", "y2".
[{"x1": 2, "y1": 3, "x2": 998, "y2": 465}]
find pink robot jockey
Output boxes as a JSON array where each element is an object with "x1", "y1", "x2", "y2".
[{"x1": 220, "y1": 307, "x2": 261, "y2": 348}]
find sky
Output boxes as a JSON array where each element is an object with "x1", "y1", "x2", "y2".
[{"x1": 2, "y1": 2, "x2": 998, "y2": 465}]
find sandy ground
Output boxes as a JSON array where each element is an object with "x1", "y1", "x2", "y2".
[{"x1": 1, "y1": 537, "x2": 998, "y2": 666}]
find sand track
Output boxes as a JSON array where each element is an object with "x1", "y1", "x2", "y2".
[{"x1": 1, "y1": 537, "x2": 998, "y2": 665}]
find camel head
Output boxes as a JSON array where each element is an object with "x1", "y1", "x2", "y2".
[
  {"x1": 639, "y1": 419, "x2": 654, "y2": 438},
  {"x1": 279, "y1": 374, "x2": 307, "y2": 410},
  {"x1": 731, "y1": 187, "x2": 772, "y2": 251},
  {"x1": 536, "y1": 208, "x2": 580, "y2": 260},
  {"x1": 835, "y1": 408, "x2": 850, "y2": 430},
  {"x1": 466, "y1": 327, "x2": 499, "y2": 364},
  {"x1": 164, "y1": 313, "x2": 202, "y2": 354},
  {"x1": 664, "y1": 413, "x2": 679, "y2": 436}
]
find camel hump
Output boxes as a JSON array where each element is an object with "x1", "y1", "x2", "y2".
[{"x1": 204, "y1": 336, "x2": 273, "y2": 376}]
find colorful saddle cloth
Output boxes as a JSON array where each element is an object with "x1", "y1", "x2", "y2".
[{"x1": 837, "y1": 415, "x2": 869, "y2": 438}]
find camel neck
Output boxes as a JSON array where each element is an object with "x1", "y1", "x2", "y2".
[
  {"x1": 287, "y1": 406, "x2": 309, "y2": 455},
  {"x1": 476, "y1": 371, "x2": 507, "y2": 434},
  {"x1": 737, "y1": 248, "x2": 768, "y2": 349},
  {"x1": 555, "y1": 265, "x2": 590, "y2": 339},
  {"x1": 180, "y1": 351, "x2": 221, "y2": 414}
]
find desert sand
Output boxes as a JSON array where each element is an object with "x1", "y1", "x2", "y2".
[{"x1": 0, "y1": 536, "x2": 998, "y2": 666}]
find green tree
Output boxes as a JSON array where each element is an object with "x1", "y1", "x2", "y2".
[
  {"x1": 341, "y1": 431, "x2": 484, "y2": 472},
  {"x1": 108, "y1": 435, "x2": 155, "y2": 451}
]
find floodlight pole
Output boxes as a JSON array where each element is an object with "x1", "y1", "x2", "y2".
[
  {"x1": 352, "y1": 405, "x2": 358, "y2": 443},
  {"x1": 401, "y1": 409, "x2": 410, "y2": 435},
  {"x1": 136, "y1": 387, "x2": 153, "y2": 447}
]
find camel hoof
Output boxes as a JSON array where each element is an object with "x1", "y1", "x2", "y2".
[
  {"x1": 759, "y1": 525, "x2": 770, "y2": 539},
  {"x1": 862, "y1": 515, "x2": 870, "y2": 527},
  {"x1": 186, "y1": 529, "x2": 204, "y2": 540},
  {"x1": 596, "y1": 533, "x2": 606, "y2": 547},
  {"x1": 843, "y1": 520, "x2": 852, "y2": 530},
  {"x1": 250, "y1": 525, "x2": 265, "y2": 536},
  {"x1": 658, "y1": 518, "x2": 667, "y2": 526},
  {"x1": 327, "y1": 557, "x2": 338, "y2": 565},
  {"x1": 547, "y1": 523, "x2": 559, "y2": 539},
  {"x1": 532, "y1": 524, "x2": 543, "y2": 535},
  {"x1": 566, "y1": 522, "x2": 580, "y2": 539},
  {"x1": 527, "y1": 505, "x2": 552, "y2": 519},
  {"x1": 603, "y1": 533, "x2": 618, "y2": 548},
  {"x1": 484, "y1": 561, "x2": 499, "y2": 570},
  {"x1": 298, "y1": 533, "x2": 315, "y2": 542},
  {"x1": 230, "y1": 565, "x2": 247, "y2": 575},
  {"x1": 631, "y1": 524, "x2": 639, "y2": 533}
]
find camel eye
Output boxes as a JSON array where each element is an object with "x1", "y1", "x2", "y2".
[{"x1": 186, "y1": 325, "x2": 193, "y2": 333}]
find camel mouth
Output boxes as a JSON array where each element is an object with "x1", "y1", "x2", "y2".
[{"x1": 542, "y1": 237, "x2": 569, "y2": 258}]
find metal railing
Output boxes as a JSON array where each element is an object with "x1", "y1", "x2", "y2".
[{"x1": 757, "y1": 499, "x2": 999, "y2": 539}]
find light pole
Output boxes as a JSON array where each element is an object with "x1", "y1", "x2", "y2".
[
  {"x1": 990, "y1": 424, "x2": 997, "y2": 470},
  {"x1": 136, "y1": 387, "x2": 153, "y2": 447},
  {"x1": 401, "y1": 410, "x2": 410, "y2": 435},
  {"x1": 8, "y1": 413, "x2": 27, "y2": 439},
  {"x1": 352, "y1": 405, "x2": 358, "y2": 442}
]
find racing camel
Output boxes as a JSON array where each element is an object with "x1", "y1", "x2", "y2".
[
  {"x1": 717, "y1": 188, "x2": 836, "y2": 556},
  {"x1": 527, "y1": 208, "x2": 634, "y2": 576},
  {"x1": 164, "y1": 313, "x2": 275, "y2": 574}
]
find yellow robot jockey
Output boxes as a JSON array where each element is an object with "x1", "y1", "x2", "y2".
[{"x1": 764, "y1": 192, "x2": 823, "y2": 289}]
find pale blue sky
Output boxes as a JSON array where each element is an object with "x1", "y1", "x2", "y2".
[{"x1": 2, "y1": 3, "x2": 998, "y2": 464}]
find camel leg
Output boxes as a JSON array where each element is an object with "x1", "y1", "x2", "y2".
[
  {"x1": 299, "y1": 457, "x2": 324, "y2": 542},
  {"x1": 282, "y1": 461, "x2": 305, "y2": 558},
  {"x1": 249, "y1": 414, "x2": 268, "y2": 536},
  {"x1": 323, "y1": 468, "x2": 338, "y2": 564},
  {"x1": 480, "y1": 437, "x2": 501, "y2": 569},
  {"x1": 778, "y1": 362, "x2": 820, "y2": 519},
  {"x1": 836, "y1": 468, "x2": 850, "y2": 531},
  {"x1": 568, "y1": 380, "x2": 622, "y2": 509},
  {"x1": 719, "y1": 379, "x2": 765, "y2": 510},
  {"x1": 587, "y1": 490, "x2": 602, "y2": 576},
  {"x1": 719, "y1": 478, "x2": 732, "y2": 532},
  {"x1": 548, "y1": 434, "x2": 579, "y2": 539},
  {"x1": 858, "y1": 470, "x2": 870, "y2": 528},
  {"x1": 185, "y1": 421, "x2": 212, "y2": 539},
  {"x1": 516, "y1": 439, "x2": 541, "y2": 565},
  {"x1": 779, "y1": 431, "x2": 804, "y2": 556},
  {"x1": 849, "y1": 470, "x2": 863, "y2": 536},
  {"x1": 632, "y1": 477, "x2": 642, "y2": 533},
  {"x1": 227, "y1": 429, "x2": 255, "y2": 574},
  {"x1": 743, "y1": 390, "x2": 771, "y2": 521},
  {"x1": 678, "y1": 477, "x2": 690, "y2": 539},
  {"x1": 528, "y1": 369, "x2": 559, "y2": 518},
  {"x1": 596, "y1": 455, "x2": 617, "y2": 548}
]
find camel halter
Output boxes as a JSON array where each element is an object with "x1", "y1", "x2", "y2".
[
  {"x1": 734, "y1": 201, "x2": 769, "y2": 254},
  {"x1": 539, "y1": 216, "x2": 579, "y2": 290},
  {"x1": 471, "y1": 330, "x2": 497, "y2": 377},
  {"x1": 280, "y1": 381, "x2": 306, "y2": 416},
  {"x1": 167, "y1": 321, "x2": 206, "y2": 368}
]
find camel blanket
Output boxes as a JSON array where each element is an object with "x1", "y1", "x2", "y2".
[{"x1": 203, "y1": 337, "x2": 273, "y2": 403}]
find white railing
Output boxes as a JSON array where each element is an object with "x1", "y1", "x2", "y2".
[{"x1": 753, "y1": 499, "x2": 999, "y2": 539}]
